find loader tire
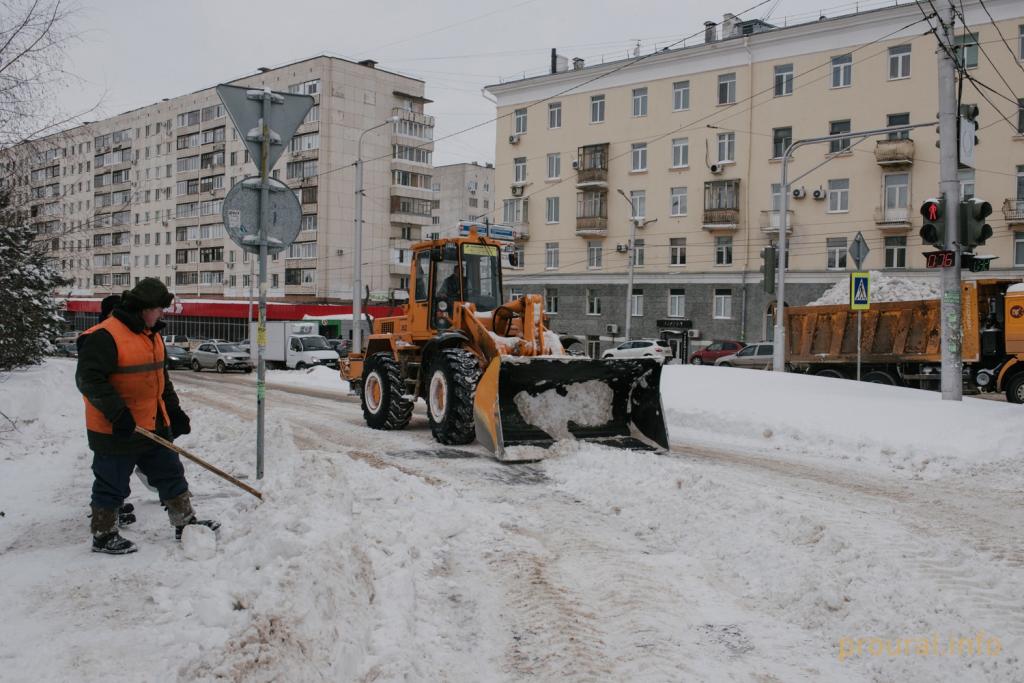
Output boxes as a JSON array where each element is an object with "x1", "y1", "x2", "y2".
[
  {"x1": 1006, "y1": 374, "x2": 1024, "y2": 404},
  {"x1": 361, "y1": 353, "x2": 414, "y2": 430},
  {"x1": 426, "y1": 348, "x2": 481, "y2": 445}
]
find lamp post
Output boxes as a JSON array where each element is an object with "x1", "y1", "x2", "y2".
[
  {"x1": 353, "y1": 115, "x2": 399, "y2": 354},
  {"x1": 615, "y1": 189, "x2": 656, "y2": 343}
]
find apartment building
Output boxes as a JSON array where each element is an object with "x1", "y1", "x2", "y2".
[
  {"x1": 485, "y1": 0, "x2": 1024, "y2": 356},
  {"x1": 429, "y1": 161, "x2": 496, "y2": 235},
  {"x1": 5, "y1": 55, "x2": 435, "y2": 303}
]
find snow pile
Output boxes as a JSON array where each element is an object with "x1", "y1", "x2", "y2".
[
  {"x1": 180, "y1": 524, "x2": 217, "y2": 561},
  {"x1": 245, "y1": 364, "x2": 349, "y2": 394},
  {"x1": 514, "y1": 380, "x2": 614, "y2": 440},
  {"x1": 661, "y1": 365, "x2": 1023, "y2": 477},
  {"x1": 808, "y1": 270, "x2": 941, "y2": 305}
]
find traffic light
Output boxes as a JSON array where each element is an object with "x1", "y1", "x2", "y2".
[
  {"x1": 919, "y1": 197, "x2": 946, "y2": 247},
  {"x1": 760, "y1": 245, "x2": 777, "y2": 294},
  {"x1": 959, "y1": 197, "x2": 993, "y2": 250},
  {"x1": 959, "y1": 104, "x2": 980, "y2": 154}
]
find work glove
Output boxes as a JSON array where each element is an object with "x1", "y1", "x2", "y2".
[
  {"x1": 168, "y1": 407, "x2": 191, "y2": 438},
  {"x1": 112, "y1": 410, "x2": 136, "y2": 439}
]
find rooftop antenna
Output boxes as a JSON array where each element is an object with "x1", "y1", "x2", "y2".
[{"x1": 631, "y1": 39, "x2": 641, "y2": 57}]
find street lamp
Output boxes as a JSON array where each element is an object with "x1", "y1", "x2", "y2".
[
  {"x1": 615, "y1": 189, "x2": 656, "y2": 343},
  {"x1": 353, "y1": 115, "x2": 399, "y2": 354}
]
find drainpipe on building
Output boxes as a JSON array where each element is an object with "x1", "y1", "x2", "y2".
[{"x1": 740, "y1": 37, "x2": 755, "y2": 343}]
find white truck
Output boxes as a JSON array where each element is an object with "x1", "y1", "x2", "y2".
[{"x1": 249, "y1": 321, "x2": 339, "y2": 370}]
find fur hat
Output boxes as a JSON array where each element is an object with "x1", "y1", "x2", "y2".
[{"x1": 121, "y1": 277, "x2": 174, "y2": 311}]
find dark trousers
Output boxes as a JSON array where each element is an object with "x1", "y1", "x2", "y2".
[{"x1": 91, "y1": 443, "x2": 189, "y2": 510}]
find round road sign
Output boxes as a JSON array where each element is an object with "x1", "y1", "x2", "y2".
[{"x1": 222, "y1": 176, "x2": 301, "y2": 255}]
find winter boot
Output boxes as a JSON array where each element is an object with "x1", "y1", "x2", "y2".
[
  {"x1": 91, "y1": 506, "x2": 137, "y2": 555},
  {"x1": 163, "y1": 492, "x2": 220, "y2": 541},
  {"x1": 118, "y1": 503, "x2": 136, "y2": 527}
]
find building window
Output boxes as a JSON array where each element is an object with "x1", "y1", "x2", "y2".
[
  {"x1": 546, "y1": 196, "x2": 560, "y2": 223},
  {"x1": 885, "y1": 236, "x2": 907, "y2": 269},
  {"x1": 883, "y1": 173, "x2": 910, "y2": 222},
  {"x1": 887, "y1": 112, "x2": 911, "y2": 139},
  {"x1": 959, "y1": 168, "x2": 975, "y2": 200},
  {"x1": 1018, "y1": 98, "x2": 1024, "y2": 135},
  {"x1": 1015, "y1": 232, "x2": 1024, "y2": 267},
  {"x1": 774, "y1": 63, "x2": 794, "y2": 96},
  {"x1": 514, "y1": 108, "x2": 527, "y2": 134},
  {"x1": 590, "y1": 94, "x2": 605, "y2": 123},
  {"x1": 587, "y1": 289, "x2": 602, "y2": 315},
  {"x1": 633, "y1": 238, "x2": 645, "y2": 267},
  {"x1": 670, "y1": 187, "x2": 688, "y2": 216},
  {"x1": 545, "y1": 288, "x2": 558, "y2": 314},
  {"x1": 828, "y1": 178, "x2": 850, "y2": 212},
  {"x1": 631, "y1": 288, "x2": 644, "y2": 316},
  {"x1": 827, "y1": 237, "x2": 848, "y2": 270},
  {"x1": 587, "y1": 241, "x2": 603, "y2": 269},
  {"x1": 632, "y1": 87, "x2": 648, "y2": 117},
  {"x1": 831, "y1": 54, "x2": 852, "y2": 87},
  {"x1": 714, "y1": 289, "x2": 732, "y2": 319},
  {"x1": 630, "y1": 190, "x2": 645, "y2": 218},
  {"x1": 545, "y1": 242, "x2": 559, "y2": 269},
  {"x1": 715, "y1": 236, "x2": 733, "y2": 265},
  {"x1": 829, "y1": 120, "x2": 851, "y2": 153},
  {"x1": 955, "y1": 32, "x2": 979, "y2": 69},
  {"x1": 502, "y1": 198, "x2": 524, "y2": 224},
  {"x1": 671, "y1": 138, "x2": 689, "y2": 168},
  {"x1": 669, "y1": 237, "x2": 686, "y2": 266},
  {"x1": 718, "y1": 73, "x2": 736, "y2": 104},
  {"x1": 547, "y1": 153, "x2": 560, "y2": 179},
  {"x1": 631, "y1": 143, "x2": 647, "y2": 172},
  {"x1": 889, "y1": 44, "x2": 911, "y2": 79},
  {"x1": 587, "y1": 336, "x2": 601, "y2": 358},
  {"x1": 772, "y1": 127, "x2": 792, "y2": 159},
  {"x1": 668, "y1": 288, "x2": 685, "y2": 317},
  {"x1": 548, "y1": 102, "x2": 561, "y2": 129},
  {"x1": 513, "y1": 157, "x2": 527, "y2": 183},
  {"x1": 1019, "y1": 25, "x2": 1024, "y2": 60},
  {"x1": 673, "y1": 80, "x2": 690, "y2": 111},
  {"x1": 717, "y1": 132, "x2": 735, "y2": 163}
]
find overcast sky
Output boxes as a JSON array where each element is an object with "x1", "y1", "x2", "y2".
[{"x1": 62, "y1": 0, "x2": 852, "y2": 166}]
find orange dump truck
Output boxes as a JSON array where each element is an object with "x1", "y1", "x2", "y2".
[{"x1": 784, "y1": 279, "x2": 1024, "y2": 402}]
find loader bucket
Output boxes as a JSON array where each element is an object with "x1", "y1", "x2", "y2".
[{"x1": 473, "y1": 356, "x2": 669, "y2": 460}]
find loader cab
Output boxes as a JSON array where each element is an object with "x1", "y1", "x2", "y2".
[{"x1": 419, "y1": 240, "x2": 502, "y2": 329}]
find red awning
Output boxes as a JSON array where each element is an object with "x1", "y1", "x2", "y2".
[{"x1": 64, "y1": 298, "x2": 402, "y2": 320}]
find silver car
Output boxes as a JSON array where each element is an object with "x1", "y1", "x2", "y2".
[
  {"x1": 190, "y1": 342, "x2": 253, "y2": 373},
  {"x1": 715, "y1": 342, "x2": 775, "y2": 370}
]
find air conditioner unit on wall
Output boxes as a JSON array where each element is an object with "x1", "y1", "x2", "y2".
[
  {"x1": 606, "y1": 323, "x2": 619, "y2": 334},
  {"x1": 615, "y1": 243, "x2": 628, "y2": 253},
  {"x1": 571, "y1": 159, "x2": 580, "y2": 170},
  {"x1": 792, "y1": 187, "x2": 807, "y2": 199},
  {"x1": 511, "y1": 185, "x2": 524, "y2": 197},
  {"x1": 508, "y1": 134, "x2": 520, "y2": 145},
  {"x1": 812, "y1": 186, "x2": 826, "y2": 200},
  {"x1": 709, "y1": 163, "x2": 723, "y2": 175},
  {"x1": 687, "y1": 329, "x2": 701, "y2": 339}
]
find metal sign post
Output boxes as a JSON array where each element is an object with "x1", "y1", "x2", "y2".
[
  {"x1": 848, "y1": 232, "x2": 871, "y2": 382},
  {"x1": 217, "y1": 84, "x2": 312, "y2": 480}
]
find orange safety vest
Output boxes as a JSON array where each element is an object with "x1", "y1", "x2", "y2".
[{"x1": 82, "y1": 316, "x2": 169, "y2": 434}]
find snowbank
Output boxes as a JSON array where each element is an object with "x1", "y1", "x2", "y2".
[
  {"x1": 808, "y1": 270, "x2": 941, "y2": 305},
  {"x1": 661, "y1": 365, "x2": 1023, "y2": 478}
]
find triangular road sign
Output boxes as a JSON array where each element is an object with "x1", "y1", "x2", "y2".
[{"x1": 216, "y1": 84, "x2": 313, "y2": 172}]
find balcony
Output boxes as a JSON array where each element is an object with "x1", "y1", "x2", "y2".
[
  {"x1": 759, "y1": 210, "x2": 794, "y2": 234},
  {"x1": 703, "y1": 180, "x2": 740, "y2": 230},
  {"x1": 874, "y1": 138, "x2": 915, "y2": 166},
  {"x1": 874, "y1": 206, "x2": 912, "y2": 231},
  {"x1": 576, "y1": 143, "x2": 609, "y2": 188},
  {"x1": 392, "y1": 107, "x2": 435, "y2": 128},
  {"x1": 1002, "y1": 198, "x2": 1024, "y2": 226},
  {"x1": 575, "y1": 216, "x2": 608, "y2": 236}
]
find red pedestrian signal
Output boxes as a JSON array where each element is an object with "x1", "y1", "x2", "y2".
[
  {"x1": 919, "y1": 198, "x2": 946, "y2": 248},
  {"x1": 920, "y1": 199, "x2": 941, "y2": 222}
]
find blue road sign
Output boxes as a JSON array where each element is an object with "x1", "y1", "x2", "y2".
[{"x1": 850, "y1": 272, "x2": 870, "y2": 310}]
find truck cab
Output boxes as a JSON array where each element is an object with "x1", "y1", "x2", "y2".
[{"x1": 287, "y1": 334, "x2": 338, "y2": 369}]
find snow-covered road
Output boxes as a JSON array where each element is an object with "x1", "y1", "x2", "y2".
[{"x1": 1, "y1": 361, "x2": 1021, "y2": 682}]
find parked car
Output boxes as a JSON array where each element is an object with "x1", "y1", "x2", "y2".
[
  {"x1": 190, "y1": 342, "x2": 253, "y2": 373},
  {"x1": 53, "y1": 342, "x2": 79, "y2": 358},
  {"x1": 689, "y1": 340, "x2": 746, "y2": 365},
  {"x1": 165, "y1": 344, "x2": 191, "y2": 370},
  {"x1": 601, "y1": 339, "x2": 672, "y2": 362},
  {"x1": 327, "y1": 339, "x2": 351, "y2": 357},
  {"x1": 54, "y1": 333, "x2": 80, "y2": 346},
  {"x1": 715, "y1": 342, "x2": 775, "y2": 370},
  {"x1": 162, "y1": 334, "x2": 191, "y2": 349}
]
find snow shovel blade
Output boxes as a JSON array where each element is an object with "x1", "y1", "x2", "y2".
[{"x1": 473, "y1": 356, "x2": 668, "y2": 459}]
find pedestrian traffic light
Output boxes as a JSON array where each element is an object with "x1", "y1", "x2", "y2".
[
  {"x1": 919, "y1": 197, "x2": 945, "y2": 247},
  {"x1": 760, "y1": 245, "x2": 777, "y2": 294},
  {"x1": 959, "y1": 197, "x2": 993, "y2": 250},
  {"x1": 959, "y1": 103, "x2": 980, "y2": 151}
]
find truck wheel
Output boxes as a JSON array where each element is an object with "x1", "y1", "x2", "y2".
[
  {"x1": 295, "y1": 362, "x2": 307, "y2": 371},
  {"x1": 1006, "y1": 374, "x2": 1024, "y2": 404},
  {"x1": 863, "y1": 370, "x2": 898, "y2": 386},
  {"x1": 361, "y1": 353, "x2": 413, "y2": 430},
  {"x1": 426, "y1": 348, "x2": 481, "y2": 445},
  {"x1": 815, "y1": 368, "x2": 846, "y2": 380}
]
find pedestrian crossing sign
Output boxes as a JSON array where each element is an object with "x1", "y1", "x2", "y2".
[{"x1": 850, "y1": 272, "x2": 870, "y2": 310}]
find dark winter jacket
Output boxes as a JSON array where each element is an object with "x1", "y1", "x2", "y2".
[{"x1": 76, "y1": 307, "x2": 182, "y2": 454}]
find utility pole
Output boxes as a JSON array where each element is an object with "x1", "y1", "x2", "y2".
[
  {"x1": 616, "y1": 189, "x2": 655, "y2": 342},
  {"x1": 937, "y1": 2, "x2": 963, "y2": 401}
]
